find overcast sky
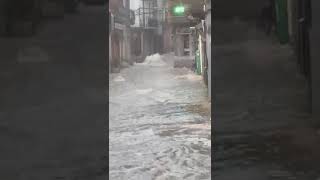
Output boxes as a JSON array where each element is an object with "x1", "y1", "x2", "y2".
[{"x1": 130, "y1": 0, "x2": 140, "y2": 10}]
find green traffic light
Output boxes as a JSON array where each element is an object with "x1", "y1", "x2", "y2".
[{"x1": 173, "y1": 5, "x2": 185, "y2": 15}]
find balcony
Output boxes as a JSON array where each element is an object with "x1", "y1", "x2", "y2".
[
  {"x1": 135, "y1": 7, "x2": 164, "y2": 29},
  {"x1": 114, "y1": 7, "x2": 130, "y2": 25}
]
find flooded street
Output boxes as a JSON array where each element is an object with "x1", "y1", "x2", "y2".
[{"x1": 109, "y1": 54, "x2": 211, "y2": 179}]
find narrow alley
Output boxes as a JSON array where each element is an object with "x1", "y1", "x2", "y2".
[
  {"x1": 109, "y1": 0, "x2": 212, "y2": 179},
  {"x1": 109, "y1": 54, "x2": 211, "y2": 179}
]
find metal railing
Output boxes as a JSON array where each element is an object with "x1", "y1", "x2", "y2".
[{"x1": 135, "y1": 7, "x2": 165, "y2": 28}]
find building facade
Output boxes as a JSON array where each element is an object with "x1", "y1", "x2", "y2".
[
  {"x1": 162, "y1": 0, "x2": 211, "y2": 99},
  {"x1": 164, "y1": 0, "x2": 201, "y2": 57},
  {"x1": 109, "y1": 0, "x2": 132, "y2": 72},
  {"x1": 130, "y1": 0, "x2": 165, "y2": 58}
]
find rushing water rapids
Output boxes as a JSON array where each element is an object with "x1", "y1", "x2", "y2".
[{"x1": 109, "y1": 54, "x2": 211, "y2": 180}]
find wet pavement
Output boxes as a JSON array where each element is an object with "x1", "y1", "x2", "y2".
[
  {"x1": 109, "y1": 54, "x2": 211, "y2": 179},
  {"x1": 213, "y1": 20, "x2": 319, "y2": 180}
]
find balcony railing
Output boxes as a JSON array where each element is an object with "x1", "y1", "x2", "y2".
[
  {"x1": 114, "y1": 7, "x2": 130, "y2": 25},
  {"x1": 135, "y1": 7, "x2": 164, "y2": 29}
]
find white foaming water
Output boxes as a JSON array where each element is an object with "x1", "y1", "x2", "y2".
[
  {"x1": 140, "y1": 53, "x2": 167, "y2": 67},
  {"x1": 136, "y1": 88, "x2": 153, "y2": 94},
  {"x1": 151, "y1": 90, "x2": 173, "y2": 103},
  {"x1": 113, "y1": 75, "x2": 126, "y2": 82},
  {"x1": 110, "y1": 53, "x2": 211, "y2": 179},
  {"x1": 174, "y1": 74, "x2": 203, "y2": 81}
]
